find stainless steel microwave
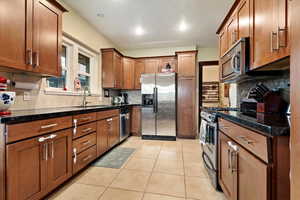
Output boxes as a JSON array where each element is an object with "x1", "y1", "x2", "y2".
[{"x1": 220, "y1": 37, "x2": 250, "y2": 83}]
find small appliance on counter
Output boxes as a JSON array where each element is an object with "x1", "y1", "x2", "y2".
[
  {"x1": 112, "y1": 96, "x2": 123, "y2": 105},
  {"x1": 0, "y1": 77, "x2": 15, "y2": 115}
]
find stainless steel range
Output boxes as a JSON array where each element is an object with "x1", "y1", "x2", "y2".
[{"x1": 200, "y1": 107, "x2": 238, "y2": 190}]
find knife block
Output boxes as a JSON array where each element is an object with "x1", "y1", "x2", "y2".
[{"x1": 256, "y1": 91, "x2": 287, "y2": 113}]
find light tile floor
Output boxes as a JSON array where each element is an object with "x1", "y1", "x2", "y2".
[{"x1": 48, "y1": 137, "x2": 226, "y2": 200}]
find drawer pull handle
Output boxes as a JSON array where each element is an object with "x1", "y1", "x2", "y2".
[
  {"x1": 107, "y1": 118, "x2": 113, "y2": 122},
  {"x1": 82, "y1": 128, "x2": 93, "y2": 133},
  {"x1": 237, "y1": 136, "x2": 255, "y2": 145},
  {"x1": 38, "y1": 134, "x2": 57, "y2": 142},
  {"x1": 227, "y1": 141, "x2": 238, "y2": 151},
  {"x1": 83, "y1": 155, "x2": 92, "y2": 162},
  {"x1": 41, "y1": 123, "x2": 58, "y2": 130},
  {"x1": 73, "y1": 148, "x2": 77, "y2": 164},
  {"x1": 82, "y1": 140, "x2": 91, "y2": 146}
]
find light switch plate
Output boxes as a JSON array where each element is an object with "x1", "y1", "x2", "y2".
[{"x1": 23, "y1": 92, "x2": 32, "y2": 101}]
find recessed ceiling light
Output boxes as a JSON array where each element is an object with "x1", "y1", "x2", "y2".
[
  {"x1": 135, "y1": 26, "x2": 145, "y2": 36},
  {"x1": 179, "y1": 21, "x2": 188, "y2": 32}
]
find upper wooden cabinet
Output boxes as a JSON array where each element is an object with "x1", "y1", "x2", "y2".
[
  {"x1": 134, "y1": 59, "x2": 145, "y2": 89},
  {"x1": 144, "y1": 59, "x2": 160, "y2": 74},
  {"x1": 217, "y1": 0, "x2": 290, "y2": 69},
  {"x1": 159, "y1": 56, "x2": 177, "y2": 73},
  {"x1": 176, "y1": 51, "x2": 197, "y2": 77},
  {"x1": 0, "y1": 0, "x2": 66, "y2": 76},
  {"x1": 122, "y1": 57, "x2": 135, "y2": 90},
  {"x1": 102, "y1": 49, "x2": 123, "y2": 89}
]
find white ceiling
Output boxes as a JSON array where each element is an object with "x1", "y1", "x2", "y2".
[{"x1": 63, "y1": 0, "x2": 234, "y2": 50}]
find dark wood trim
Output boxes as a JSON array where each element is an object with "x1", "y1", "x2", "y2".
[
  {"x1": 216, "y1": 0, "x2": 241, "y2": 34},
  {"x1": 198, "y1": 61, "x2": 219, "y2": 67}
]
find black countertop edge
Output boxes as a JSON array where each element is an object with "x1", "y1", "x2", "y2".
[
  {"x1": 216, "y1": 111, "x2": 290, "y2": 137},
  {"x1": 0, "y1": 104, "x2": 141, "y2": 124}
]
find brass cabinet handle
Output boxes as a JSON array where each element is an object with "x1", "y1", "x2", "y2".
[
  {"x1": 33, "y1": 52, "x2": 39, "y2": 67},
  {"x1": 278, "y1": 27, "x2": 287, "y2": 48},
  {"x1": 73, "y1": 119, "x2": 77, "y2": 135},
  {"x1": 26, "y1": 49, "x2": 33, "y2": 65},
  {"x1": 38, "y1": 134, "x2": 57, "y2": 142},
  {"x1": 41, "y1": 123, "x2": 58, "y2": 130}
]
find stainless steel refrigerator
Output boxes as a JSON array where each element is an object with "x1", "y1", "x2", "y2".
[{"x1": 141, "y1": 73, "x2": 176, "y2": 140}]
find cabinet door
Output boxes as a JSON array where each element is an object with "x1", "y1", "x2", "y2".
[
  {"x1": 114, "y1": 52, "x2": 123, "y2": 89},
  {"x1": 47, "y1": 129, "x2": 72, "y2": 192},
  {"x1": 251, "y1": 0, "x2": 275, "y2": 69},
  {"x1": 159, "y1": 57, "x2": 177, "y2": 73},
  {"x1": 0, "y1": 0, "x2": 33, "y2": 71},
  {"x1": 32, "y1": 0, "x2": 63, "y2": 76},
  {"x1": 177, "y1": 77, "x2": 196, "y2": 138},
  {"x1": 219, "y1": 133, "x2": 236, "y2": 200},
  {"x1": 237, "y1": 146, "x2": 269, "y2": 200},
  {"x1": 237, "y1": 0, "x2": 250, "y2": 39},
  {"x1": 97, "y1": 120, "x2": 109, "y2": 156},
  {"x1": 109, "y1": 116, "x2": 120, "y2": 148},
  {"x1": 227, "y1": 15, "x2": 238, "y2": 46},
  {"x1": 6, "y1": 136, "x2": 47, "y2": 200},
  {"x1": 102, "y1": 51, "x2": 115, "y2": 88},
  {"x1": 134, "y1": 59, "x2": 145, "y2": 89},
  {"x1": 219, "y1": 29, "x2": 228, "y2": 57},
  {"x1": 122, "y1": 58, "x2": 135, "y2": 89},
  {"x1": 177, "y1": 53, "x2": 196, "y2": 77},
  {"x1": 131, "y1": 106, "x2": 141, "y2": 136},
  {"x1": 144, "y1": 59, "x2": 160, "y2": 74}
]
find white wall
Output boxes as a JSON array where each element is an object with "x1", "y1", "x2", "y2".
[{"x1": 197, "y1": 47, "x2": 219, "y2": 61}]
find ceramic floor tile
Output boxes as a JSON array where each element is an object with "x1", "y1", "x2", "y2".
[
  {"x1": 110, "y1": 169, "x2": 151, "y2": 192},
  {"x1": 146, "y1": 173, "x2": 185, "y2": 198},
  {"x1": 49, "y1": 183, "x2": 106, "y2": 200},
  {"x1": 185, "y1": 177, "x2": 223, "y2": 200},
  {"x1": 184, "y1": 162, "x2": 208, "y2": 178},
  {"x1": 183, "y1": 152, "x2": 202, "y2": 163},
  {"x1": 142, "y1": 193, "x2": 185, "y2": 200},
  {"x1": 158, "y1": 150, "x2": 183, "y2": 161},
  {"x1": 75, "y1": 167, "x2": 119, "y2": 187},
  {"x1": 99, "y1": 188, "x2": 143, "y2": 200},
  {"x1": 124, "y1": 157, "x2": 156, "y2": 172},
  {"x1": 153, "y1": 159, "x2": 184, "y2": 175},
  {"x1": 133, "y1": 149, "x2": 160, "y2": 159}
]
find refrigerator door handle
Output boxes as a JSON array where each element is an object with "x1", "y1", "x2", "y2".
[{"x1": 154, "y1": 87, "x2": 158, "y2": 113}]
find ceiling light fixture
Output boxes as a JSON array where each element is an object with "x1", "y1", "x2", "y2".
[
  {"x1": 135, "y1": 26, "x2": 145, "y2": 36},
  {"x1": 179, "y1": 21, "x2": 188, "y2": 32}
]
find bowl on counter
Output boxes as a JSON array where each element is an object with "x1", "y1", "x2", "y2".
[{"x1": 0, "y1": 91, "x2": 15, "y2": 111}]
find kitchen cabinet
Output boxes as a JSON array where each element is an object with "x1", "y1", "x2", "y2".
[
  {"x1": 102, "y1": 48, "x2": 123, "y2": 89},
  {"x1": 176, "y1": 51, "x2": 197, "y2": 77},
  {"x1": 131, "y1": 106, "x2": 141, "y2": 136},
  {"x1": 96, "y1": 119, "x2": 109, "y2": 156},
  {"x1": 144, "y1": 59, "x2": 160, "y2": 74},
  {"x1": 290, "y1": 0, "x2": 300, "y2": 198},
  {"x1": 6, "y1": 129, "x2": 72, "y2": 200},
  {"x1": 108, "y1": 116, "x2": 120, "y2": 148},
  {"x1": 0, "y1": 0, "x2": 66, "y2": 76},
  {"x1": 122, "y1": 57, "x2": 135, "y2": 90},
  {"x1": 219, "y1": 118, "x2": 290, "y2": 200},
  {"x1": 237, "y1": 0, "x2": 250, "y2": 40},
  {"x1": 227, "y1": 15, "x2": 238, "y2": 46},
  {"x1": 219, "y1": 28, "x2": 228, "y2": 57},
  {"x1": 158, "y1": 56, "x2": 177, "y2": 72},
  {"x1": 177, "y1": 77, "x2": 196, "y2": 138},
  {"x1": 134, "y1": 59, "x2": 145, "y2": 89}
]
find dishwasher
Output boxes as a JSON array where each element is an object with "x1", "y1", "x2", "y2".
[{"x1": 120, "y1": 106, "x2": 130, "y2": 141}]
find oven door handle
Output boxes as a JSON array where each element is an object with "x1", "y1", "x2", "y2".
[{"x1": 202, "y1": 151, "x2": 216, "y2": 172}]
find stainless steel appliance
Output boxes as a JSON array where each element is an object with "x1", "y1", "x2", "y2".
[
  {"x1": 220, "y1": 37, "x2": 250, "y2": 82},
  {"x1": 120, "y1": 106, "x2": 130, "y2": 141},
  {"x1": 141, "y1": 73, "x2": 176, "y2": 140}
]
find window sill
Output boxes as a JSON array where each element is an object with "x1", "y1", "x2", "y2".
[{"x1": 44, "y1": 89, "x2": 100, "y2": 97}]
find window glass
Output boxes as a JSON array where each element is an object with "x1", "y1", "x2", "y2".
[
  {"x1": 78, "y1": 74, "x2": 90, "y2": 88},
  {"x1": 78, "y1": 53, "x2": 90, "y2": 74}
]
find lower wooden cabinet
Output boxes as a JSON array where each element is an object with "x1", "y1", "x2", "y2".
[
  {"x1": 108, "y1": 116, "x2": 120, "y2": 148},
  {"x1": 73, "y1": 145, "x2": 97, "y2": 174},
  {"x1": 6, "y1": 129, "x2": 72, "y2": 200},
  {"x1": 131, "y1": 106, "x2": 141, "y2": 136}
]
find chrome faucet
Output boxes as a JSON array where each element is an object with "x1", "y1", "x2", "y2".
[{"x1": 82, "y1": 86, "x2": 91, "y2": 107}]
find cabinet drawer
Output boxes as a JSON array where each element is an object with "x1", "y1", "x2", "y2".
[
  {"x1": 97, "y1": 109, "x2": 119, "y2": 120},
  {"x1": 73, "y1": 133, "x2": 96, "y2": 154},
  {"x1": 73, "y1": 145, "x2": 97, "y2": 174},
  {"x1": 73, "y1": 112, "x2": 97, "y2": 126},
  {"x1": 7, "y1": 116, "x2": 72, "y2": 143},
  {"x1": 73, "y1": 122, "x2": 97, "y2": 139},
  {"x1": 219, "y1": 118, "x2": 269, "y2": 163}
]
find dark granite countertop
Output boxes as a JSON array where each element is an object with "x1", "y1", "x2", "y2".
[
  {"x1": 217, "y1": 111, "x2": 290, "y2": 137},
  {"x1": 0, "y1": 104, "x2": 141, "y2": 124}
]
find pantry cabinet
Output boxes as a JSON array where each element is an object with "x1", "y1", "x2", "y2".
[
  {"x1": 0, "y1": 0, "x2": 66, "y2": 76},
  {"x1": 176, "y1": 51, "x2": 197, "y2": 77}
]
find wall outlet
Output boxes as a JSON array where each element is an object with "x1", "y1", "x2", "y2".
[{"x1": 23, "y1": 92, "x2": 32, "y2": 101}]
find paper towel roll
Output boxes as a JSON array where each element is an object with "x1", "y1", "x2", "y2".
[{"x1": 13, "y1": 82, "x2": 39, "y2": 90}]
